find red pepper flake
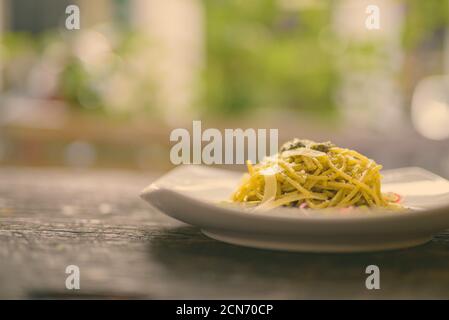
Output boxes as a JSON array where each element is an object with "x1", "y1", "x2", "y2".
[{"x1": 393, "y1": 192, "x2": 402, "y2": 203}]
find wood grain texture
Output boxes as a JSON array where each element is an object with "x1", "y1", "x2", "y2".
[{"x1": 1, "y1": 167, "x2": 449, "y2": 299}]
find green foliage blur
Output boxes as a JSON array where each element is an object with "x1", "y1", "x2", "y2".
[
  {"x1": 402, "y1": 0, "x2": 449, "y2": 50},
  {"x1": 0, "y1": 29, "x2": 158, "y2": 118},
  {"x1": 201, "y1": 0, "x2": 337, "y2": 118},
  {"x1": 1, "y1": 0, "x2": 449, "y2": 121}
]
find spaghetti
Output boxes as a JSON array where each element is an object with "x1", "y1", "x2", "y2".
[{"x1": 231, "y1": 139, "x2": 403, "y2": 211}]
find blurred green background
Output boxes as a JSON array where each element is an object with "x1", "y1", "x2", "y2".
[{"x1": 0, "y1": 0, "x2": 448, "y2": 177}]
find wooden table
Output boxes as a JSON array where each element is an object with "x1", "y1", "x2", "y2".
[{"x1": 1, "y1": 167, "x2": 449, "y2": 299}]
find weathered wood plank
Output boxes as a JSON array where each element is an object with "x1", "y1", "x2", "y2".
[{"x1": 0, "y1": 167, "x2": 449, "y2": 299}]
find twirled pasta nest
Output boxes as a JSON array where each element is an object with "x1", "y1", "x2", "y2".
[{"x1": 231, "y1": 139, "x2": 403, "y2": 211}]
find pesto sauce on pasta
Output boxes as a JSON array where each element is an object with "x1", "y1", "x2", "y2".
[{"x1": 231, "y1": 139, "x2": 403, "y2": 211}]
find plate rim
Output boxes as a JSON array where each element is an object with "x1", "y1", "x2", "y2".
[{"x1": 141, "y1": 165, "x2": 449, "y2": 224}]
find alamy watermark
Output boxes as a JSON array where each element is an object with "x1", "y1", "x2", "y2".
[
  {"x1": 365, "y1": 5, "x2": 380, "y2": 30},
  {"x1": 365, "y1": 265, "x2": 380, "y2": 290},
  {"x1": 65, "y1": 5, "x2": 80, "y2": 30},
  {"x1": 65, "y1": 265, "x2": 80, "y2": 290},
  {"x1": 170, "y1": 121, "x2": 278, "y2": 165}
]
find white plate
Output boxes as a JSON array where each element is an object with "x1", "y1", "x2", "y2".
[{"x1": 141, "y1": 165, "x2": 449, "y2": 252}]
